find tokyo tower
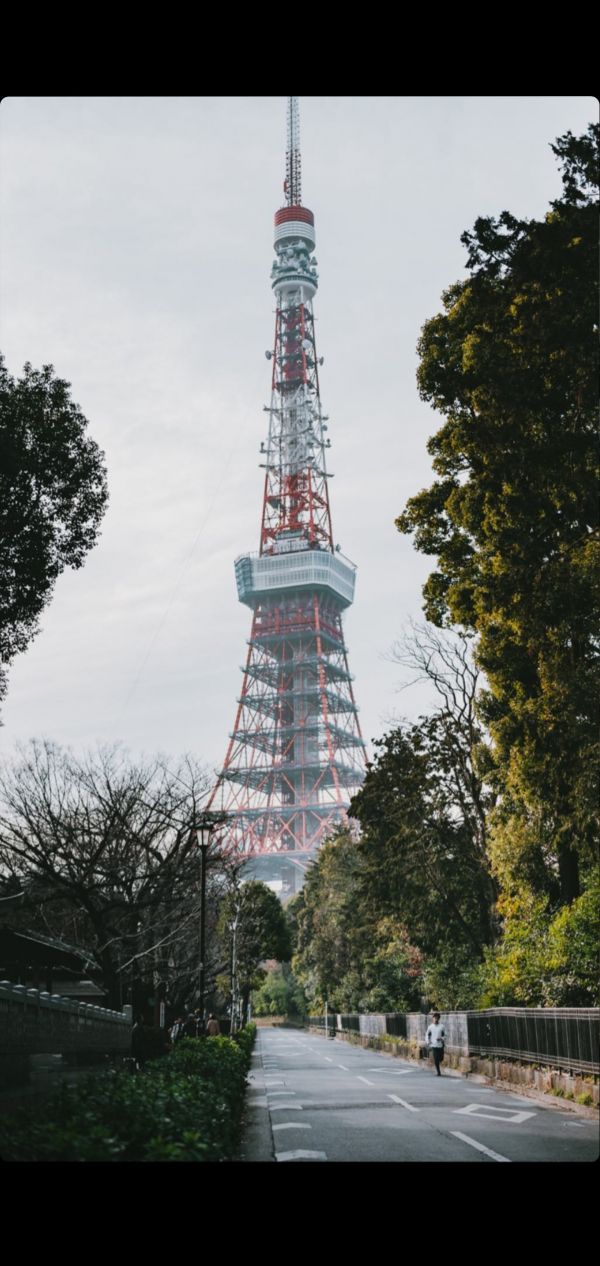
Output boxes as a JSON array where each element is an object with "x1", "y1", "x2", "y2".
[{"x1": 209, "y1": 98, "x2": 367, "y2": 893}]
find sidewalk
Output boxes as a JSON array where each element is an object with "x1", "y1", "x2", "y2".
[{"x1": 238, "y1": 1038, "x2": 275, "y2": 1162}]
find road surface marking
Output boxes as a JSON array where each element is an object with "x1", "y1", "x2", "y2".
[
  {"x1": 357, "y1": 1076, "x2": 375, "y2": 1086},
  {"x1": 454, "y1": 1103, "x2": 535, "y2": 1124},
  {"x1": 324, "y1": 1056, "x2": 333, "y2": 1062},
  {"x1": 337, "y1": 1064, "x2": 349, "y2": 1070},
  {"x1": 269, "y1": 1103, "x2": 303, "y2": 1111},
  {"x1": 451, "y1": 1131, "x2": 511, "y2": 1162},
  {"x1": 264, "y1": 1080, "x2": 284, "y2": 1086},
  {"x1": 267, "y1": 1090, "x2": 295, "y2": 1096},
  {"x1": 272, "y1": 1123, "x2": 312, "y2": 1132},
  {"x1": 276, "y1": 1150, "x2": 327, "y2": 1162},
  {"x1": 389, "y1": 1094, "x2": 419, "y2": 1112}
]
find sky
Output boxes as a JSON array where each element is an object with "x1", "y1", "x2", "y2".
[{"x1": 0, "y1": 95, "x2": 594, "y2": 776}]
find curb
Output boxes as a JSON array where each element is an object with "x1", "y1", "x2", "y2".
[{"x1": 238, "y1": 1038, "x2": 276, "y2": 1162}]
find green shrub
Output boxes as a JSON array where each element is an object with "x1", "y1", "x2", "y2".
[
  {"x1": 575, "y1": 1092, "x2": 594, "y2": 1107},
  {"x1": 0, "y1": 1034, "x2": 250, "y2": 1163},
  {"x1": 232, "y1": 1023, "x2": 256, "y2": 1070}
]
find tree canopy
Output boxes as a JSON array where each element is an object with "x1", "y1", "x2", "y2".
[
  {"x1": 0, "y1": 357, "x2": 108, "y2": 709},
  {"x1": 218, "y1": 879, "x2": 292, "y2": 1026},
  {"x1": 0, "y1": 741, "x2": 218, "y2": 1011},
  {"x1": 396, "y1": 125, "x2": 599, "y2": 907}
]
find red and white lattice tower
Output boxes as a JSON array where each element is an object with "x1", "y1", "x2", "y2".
[{"x1": 209, "y1": 98, "x2": 366, "y2": 892}]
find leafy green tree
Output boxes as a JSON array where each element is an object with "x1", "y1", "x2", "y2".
[
  {"x1": 291, "y1": 832, "x2": 363, "y2": 1011},
  {"x1": 219, "y1": 880, "x2": 292, "y2": 1026},
  {"x1": 351, "y1": 724, "x2": 495, "y2": 978},
  {"x1": 291, "y1": 832, "x2": 424, "y2": 1013},
  {"x1": 0, "y1": 357, "x2": 108, "y2": 711},
  {"x1": 252, "y1": 962, "x2": 306, "y2": 1017},
  {"x1": 480, "y1": 871, "x2": 600, "y2": 1007},
  {"x1": 397, "y1": 125, "x2": 599, "y2": 905}
]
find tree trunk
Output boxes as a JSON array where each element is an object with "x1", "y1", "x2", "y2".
[{"x1": 558, "y1": 841, "x2": 580, "y2": 904}]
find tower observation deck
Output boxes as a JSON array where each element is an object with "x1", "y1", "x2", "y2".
[{"x1": 208, "y1": 98, "x2": 367, "y2": 892}]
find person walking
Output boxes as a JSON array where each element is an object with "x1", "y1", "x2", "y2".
[
  {"x1": 170, "y1": 1014, "x2": 184, "y2": 1042},
  {"x1": 206, "y1": 1014, "x2": 220, "y2": 1036},
  {"x1": 183, "y1": 1011, "x2": 198, "y2": 1039},
  {"x1": 426, "y1": 1011, "x2": 446, "y2": 1076}
]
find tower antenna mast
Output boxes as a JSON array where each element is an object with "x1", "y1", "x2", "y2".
[{"x1": 285, "y1": 96, "x2": 301, "y2": 206}]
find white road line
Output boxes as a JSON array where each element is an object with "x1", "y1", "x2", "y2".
[
  {"x1": 357, "y1": 1076, "x2": 375, "y2": 1086},
  {"x1": 337, "y1": 1064, "x2": 349, "y2": 1071},
  {"x1": 264, "y1": 1080, "x2": 284, "y2": 1086},
  {"x1": 272, "y1": 1123, "x2": 312, "y2": 1132},
  {"x1": 454, "y1": 1103, "x2": 535, "y2": 1124},
  {"x1": 267, "y1": 1090, "x2": 295, "y2": 1096},
  {"x1": 324, "y1": 1056, "x2": 333, "y2": 1062},
  {"x1": 451, "y1": 1131, "x2": 511, "y2": 1162},
  {"x1": 389, "y1": 1094, "x2": 419, "y2": 1112},
  {"x1": 276, "y1": 1150, "x2": 327, "y2": 1162},
  {"x1": 269, "y1": 1103, "x2": 303, "y2": 1111}
]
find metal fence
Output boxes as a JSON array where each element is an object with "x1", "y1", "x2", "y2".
[
  {"x1": 307, "y1": 1007, "x2": 599, "y2": 1075},
  {"x1": 466, "y1": 1008, "x2": 599, "y2": 1075}
]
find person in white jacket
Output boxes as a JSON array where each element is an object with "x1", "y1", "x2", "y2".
[{"x1": 426, "y1": 1011, "x2": 446, "y2": 1076}]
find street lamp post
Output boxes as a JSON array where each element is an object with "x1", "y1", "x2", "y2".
[
  {"x1": 230, "y1": 905, "x2": 241, "y2": 1036},
  {"x1": 194, "y1": 822, "x2": 213, "y2": 1024}
]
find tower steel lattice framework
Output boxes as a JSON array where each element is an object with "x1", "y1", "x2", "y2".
[{"x1": 209, "y1": 98, "x2": 367, "y2": 879}]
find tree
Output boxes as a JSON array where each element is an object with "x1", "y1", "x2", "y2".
[
  {"x1": 291, "y1": 832, "x2": 364, "y2": 1011},
  {"x1": 291, "y1": 831, "x2": 424, "y2": 1013},
  {"x1": 351, "y1": 725, "x2": 495, "y2": 973},
  {"x1": 479, "y1": 873, "x2": 600, "y2": 1007},
  {"x1": 218, "y1": 879, "x2": 292, "y2": 1027},
  {"x1": 0, "y1": 741, "x2": 220, "y2": 1011},
  {"x1": 389, "y1": 621, "x2": 497, "y2": 926},
  {"x1": 396, "y1": 125, "x2": 599, "y2": 905},
  {"x1": 252, "y1": 962, "x2": 306, "y2": 1017},
  {"x1": 0, "y1": 357, "x2": 108, "y2": 711}
]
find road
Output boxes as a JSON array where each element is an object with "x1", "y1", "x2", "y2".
[{"x1": 242, "y1": 1026, "x2": 599, "y2": 1163}]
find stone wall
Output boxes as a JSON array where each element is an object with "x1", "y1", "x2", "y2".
[{"x1": 0, "y1": 980, "x2": 130, "y2": 1088}]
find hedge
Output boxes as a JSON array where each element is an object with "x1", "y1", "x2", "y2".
[{"x1": 0, "y1": 1026, "x2": 256, "y2": 1162}]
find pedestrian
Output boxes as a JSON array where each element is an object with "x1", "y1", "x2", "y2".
[
  {"x1": 131, "y1": 1013, "x2": 147, "y2": 1071},
  {"x1": 170, "y1": 1015, "x2": 184, "y2": 1042},
  {"x1": 426, "y1": 1011, "x2": 446, "y2": 1076},
  {"x1": 206, "y1": 1014, "x2": 220, "y2": 1036},
  {"x1": 183, "y1": 1011, "x2": 198, "y2": 1039}
]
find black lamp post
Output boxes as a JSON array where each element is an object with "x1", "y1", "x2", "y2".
[{"x1": 194, "y1": 822, "x2": 213, "y2": 1023}]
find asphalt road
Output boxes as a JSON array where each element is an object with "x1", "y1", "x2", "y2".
[{"x1": 241, "y1": 1026, "x2": 599, "y2": 1163}]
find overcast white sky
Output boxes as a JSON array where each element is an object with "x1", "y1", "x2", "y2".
[{"x1": 0, "y1": 96, "x2": 594, "y2": 774}]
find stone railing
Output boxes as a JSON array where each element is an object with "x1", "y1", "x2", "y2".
[{"x1": 0, "y1": 979, "x2": 130, "y2": 1087}]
